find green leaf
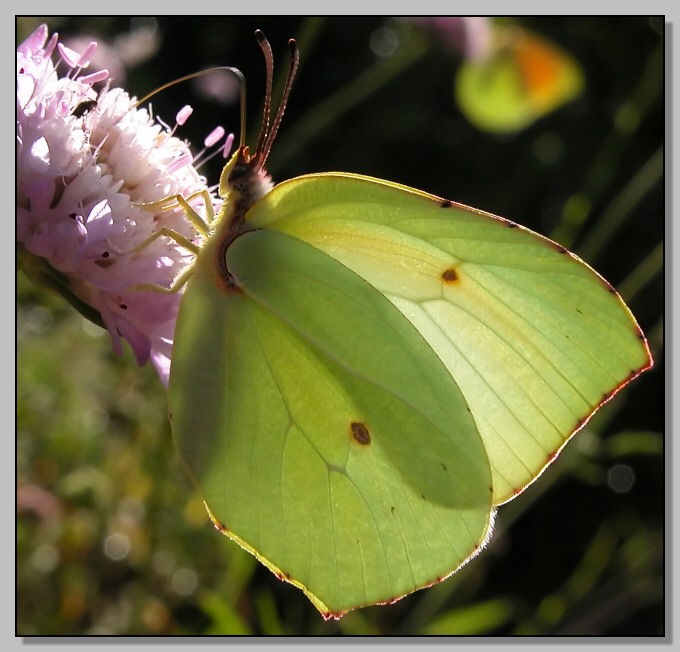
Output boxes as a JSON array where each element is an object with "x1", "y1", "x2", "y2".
[
  {"x1": 421, "y1": 598, "x2": 515, "y2": 635},
  {"x1": 600, "y1": 431, "x2": 664, "y2": 458}
]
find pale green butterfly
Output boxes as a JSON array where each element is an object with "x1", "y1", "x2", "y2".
[{"x1": 164, "y1": 32, "x2": 652, "y2": 619}]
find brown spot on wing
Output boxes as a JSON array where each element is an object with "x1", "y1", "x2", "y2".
[
  {"x1": 441, "y1": 267, "x2": 459, "y2": 283},
  {"x1": 350, "y1": 422, "x2": 370, "y2": 445}
]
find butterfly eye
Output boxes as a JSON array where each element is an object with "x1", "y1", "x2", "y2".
[{"x1": 228, "y1": 159, "x2": 256, "y2": 184}]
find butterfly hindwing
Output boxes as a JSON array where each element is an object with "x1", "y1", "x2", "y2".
[{"x1": 169, "y1": 227, "x2": 493, "y2": 618}]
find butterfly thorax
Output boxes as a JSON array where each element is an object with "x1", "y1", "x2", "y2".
[
  {"x1": 201, "y1": 145, "x2": 274, "y2": 293},
  {"x1": 221, "y1": 145, "x2": 274, "y2": 209}
]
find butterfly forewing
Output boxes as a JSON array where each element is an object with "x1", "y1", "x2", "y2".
[{"x1": 244, "y1": 173, "x2": 652, "y2": 505}]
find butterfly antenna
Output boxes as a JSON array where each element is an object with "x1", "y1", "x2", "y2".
[
  {"x1": 133, "y1": 66, "x2": 247, "y2": 149},
  {"x1": 235, "y1": 68, "x2": 247, "y2": 149},
  {"x1": 254, "y1": 30, "x2": 274, "y2": 157},
  {"x1": 259, "y1": 37, "x2": 300, "y2": 166}
]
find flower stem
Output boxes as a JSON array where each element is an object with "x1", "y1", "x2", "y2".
[{"x1": 550, "y1": 42, "x2": 662, "y2": 249}]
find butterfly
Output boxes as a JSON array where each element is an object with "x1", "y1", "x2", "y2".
[
  {"x1": 165, "y1": 31, "x2": 652, "y2": 619},
  {"x1": 455, "y1": 24, "x2": 584, "y2": 133}
]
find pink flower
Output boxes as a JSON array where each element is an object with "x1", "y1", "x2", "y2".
[
  {"x1": 410, "y1": 17, "x2": 492, "y2": 61},
  {"x1": 17, "y1": 24, "x2": 227, "y2": 386}
]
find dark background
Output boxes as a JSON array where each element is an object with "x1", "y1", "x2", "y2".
[{"x1": 17, "y1": 16, "x2": 664, "y2": 636}]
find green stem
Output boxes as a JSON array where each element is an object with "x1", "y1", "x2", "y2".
[
  {"x1": 576, "y1": 146, "x2": 663, "y2": 264},
  {"x1": 551, "y1": 42, "x2": 662, "y2": 248},
  {"x1": 17, "y1": 244, "x2": 105, "y2": 330},
  {"x1": 645, "y1": 316, "x2": 664, "y2": 360},
  {"x1": 615, "y1": 240, "x2": 663, "y2": 305}
]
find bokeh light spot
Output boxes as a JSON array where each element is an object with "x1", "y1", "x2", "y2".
[
  {"x1": 607, "y1": 463, "x2": 636, "y2": 494},
  {"x1": 104, "y1": 532, "x2": 131, "y2": 561}
]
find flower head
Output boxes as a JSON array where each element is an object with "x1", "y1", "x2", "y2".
[{"x1": 17, "y1": 24, "x2": 227, "y2": 385}]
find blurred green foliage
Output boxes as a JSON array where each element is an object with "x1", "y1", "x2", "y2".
[{"x1": 16, "y1": 16, "x2": 664, "y2": 636}]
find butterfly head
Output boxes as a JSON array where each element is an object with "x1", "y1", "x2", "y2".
[
  {"x1": 218, "y1": 143, "x2": 274, "y2": 206},
  {"x1": 217, "y1": 31, "x2": 298, "y2": 208}
]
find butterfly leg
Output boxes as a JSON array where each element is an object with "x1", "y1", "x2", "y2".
[
  {"x1": 127, "y1": 190, "x2": 217, "y2": 294},
  {"x1": 135, "y1": 188, "x2": 217, "y2": 237},
  {"x1": 132, "y1": 188, "x2": 217, "y2": 254},
  {"x1": 130, "y1": 225, "x2": 200, "y2": 258},
  {"x1": 128, "y1": 258, "x2": 198, "y2": 295}
]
